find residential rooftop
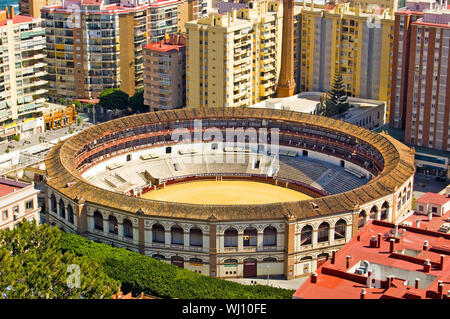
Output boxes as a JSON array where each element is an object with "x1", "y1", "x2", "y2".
[{"x1": 294, "y1": 205, "x2": 450, "y2": 299}]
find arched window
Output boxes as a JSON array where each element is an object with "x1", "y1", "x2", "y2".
[
  {"x1": 358, "y1": 210, "x2": 367, "y2": 228},
  {"x1": 317, "y1": 222, "x2": 329, "y2": 243},
  {"x1": 50, "y1": 194, "x2": 57, "y2": 213},
  {"x1": 93, "y1": 211, "x2": 103, "y2": 230},
  {"x1": 262, "y1": 257, "x2": 277, "y2": 262},
  {"x1": 59, "y1": 199, "x2": 65, "y2": 219},
  {"x1": 369, "y1": 206, "x2": 377, "y2": 219},
  {"x1": 224, "y1": 228, "x2": 238, "y2": 247},
  {"x1": 402, "y1": 189, "x2": 407, "y2": 205},
  {"x1": 152, "y1": 254, "x2": 165, "y2": 260},
  {"x1": 334, "y1": 219, "x2": 346, "y2": 240},
  {"x1": 243, "y1": 227, "x2": 257, "y2": 247},
  {"x1": 123, "y1": 219, "x2": 133, "y2": 238},
  {"x1": 381, "y1": 201, "x2": 389, "y2": 220},
  {"x1": 397, "y1": 193, "x2": 402, "y2": 211},
  {"x1": 224, "y1": 258, "x2": 238, "y2": 265},
  {"x1": 171, "y1": 225, "x2": 184, "y2": 245},
  {"x1": 263, "y1": 226, "x2": 277, "y2": 246},
  {"x1": 189, "y1": 227, "x2": 203, "y2": 247},
  {"x1": 67, "y1": 204, "x2": 74, "y2": 224},
  {"x1": 108, "y1": 215, "x2": 118, "y2": 235},
  {"x1": 189, "y1": 258, "x2": 203, "y2": 264},
  {"x1": 152, "y1": 223, "x2": 165, "y2": 243},
  {"x1": 300, "y1": 225, "x2": 313, "y2": 245},
  {"x1": 317, "y1": 252, "x2": 329, "y2": 268}
]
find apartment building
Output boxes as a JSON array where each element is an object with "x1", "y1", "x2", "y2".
[
  {"x1": 345, "y1": 0, "x2": 400, "y2": 11},
  {"x1": 0, "y1": 7, "x2": 48, "y2": 143},
  {"x1": 41, "y1": 0, "x2": 192, "y2": 101},
  {"x1": 186, "y1": 0, "x2": 296, "y2": 108},
  {"x1": 391, "y1": 0, "x2": 450, "y2": 152},
  {"x1": 389, "y1": 0, "x2": 432, "y2": 129},
  {"x1": 19, "y1": 0, "x2": 60, "y2": 18},
  {"x1": 0, "y1": 177, "x2": 40, "y2": 230},
  {"x1": 143, "y1": 33, "x2": 186, "y2": 111},
  {"x1": 299, "y1": 3, "x2": 394, "y2": 115}
]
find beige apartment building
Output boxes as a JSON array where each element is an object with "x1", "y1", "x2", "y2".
[
  {"x1": 186, "y1": 1, "x2": 297, "y2": 108},
  {"x1": 143, "y1": 34, "x2": 186, "y2": 111},
  {"x1": 299, "y1": 3, "x2": 395, "y2": 113},
  {"x1": 0, "y1": 7, "x2": 48, "y2": 142},
  {"x1": 0, "y1": 177, "x2": 40, "y2": 230}
]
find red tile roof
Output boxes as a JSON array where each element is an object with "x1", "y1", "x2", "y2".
[
  {"x1": 0, "y1": 13, "x2": 33, "y2": 27},
  {"x1": 0, "y1": 178, "x2": 29, "y2": 197},
  {"x1": 416, "y1": 192, "x2": 450, "y2": 206},
  {"x1": 144, "y1": 41, "x2": 186, "y2": 53},
  {"x1": 293, "y1": 209, "x2": 450, "y2": 299}
]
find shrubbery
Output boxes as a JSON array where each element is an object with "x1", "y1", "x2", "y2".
[{"x1": 58, "y1": 232, "x2": 295, "y2": 299}]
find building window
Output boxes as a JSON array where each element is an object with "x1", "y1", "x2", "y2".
[
  {"x1": 2, "y1": 210, "x2": 7, "y2": 220},
  {"x1": 26, "y1": 200, "x2": 34, "y2": 210},
  {"x1": 13, "y1": 206, "x2": 19, "y2": 221}
]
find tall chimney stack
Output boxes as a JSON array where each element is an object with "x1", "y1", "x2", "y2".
[{"x1": 276, "y1": 0, "x2": 296, "y2": 97}]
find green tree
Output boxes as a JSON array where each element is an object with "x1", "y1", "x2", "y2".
[
  {"x1": 57, "y1": 98, "x2": 68, "y2": 106},
  {"x1": 325, "y1": 72, "x2": 350, "y2": 116},
  {"x1": 0, "y1": 220, "x2": 119, "y2": 299},
  {"x1": 129, "y1": 89, "x2": 147, "y2": 113},
  {"x1": 73, "y1": 100, "x2": 82, "y2": 111},
  {"x1": 99, "y1": 88, "x2": 129, "y2": 110}
]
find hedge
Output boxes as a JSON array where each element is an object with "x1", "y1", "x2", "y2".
[{"x1": 58, "y1": 232, "x2": 295, "y2": 299}]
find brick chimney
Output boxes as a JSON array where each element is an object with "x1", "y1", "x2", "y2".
[
  {"x1": 311, "y1": 272, "x2": 318, "y2": 284},
  {"x1": 423, "y1": 259, "x2": 431, "y2": 273},
  {"x1": 360, "y1": 288, "x2": 366, "y2": 299},
  {"x1": 415, "y1": 278, "x2": 420, "y2": 289},
  {"x1": 389, "y1": 238, "x2": 395, "y2": 253},
  {"x1": 276, "y1": 0, "x2": 296, "y2": 97},
  {"x1": 370, "y1": 236, "x2": 378, "y2": 248},
  {"x1": 377, "y1": 233, "x2": 382, "y2": 248}
]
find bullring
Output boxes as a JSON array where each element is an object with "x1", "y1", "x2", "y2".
[{"x1": 44, "y1": 107, "x2": 415, "y2": 279}]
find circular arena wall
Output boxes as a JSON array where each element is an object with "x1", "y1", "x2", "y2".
[{"x1": 44, "y1": 107, "x2": 415, "y2": 279}]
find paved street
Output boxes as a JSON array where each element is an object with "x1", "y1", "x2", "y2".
[
  {"x1": 225, "y1": 276, "x2": 309, "y2": 291},
  {"x1": 0, "y1": 117, "x2": 94, "y2": 154}
]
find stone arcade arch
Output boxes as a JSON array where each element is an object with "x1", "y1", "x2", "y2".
[
  {"x1": 300, "y1": 225, "x2": 313, "y2": 246},
  {"x1": 152, "y1": 223, "x2": 165, "y2": 243},
  {"x1": 358, "y1": 210, "x2": 367, "y2": 228},
  {"x1": 243, "y1": 227, "x2": 257, "y2": 247},
  {"x1": 50, "y1": 194, "x2": 57, "y2": 213},
  {"x1": 317, "y1": 222, "x2": 330, "y2": 243},
  {"x1": 93, "y1": 211, "x2": 103, "y2": 231},
  {"x1": 263, "y1": 226, "x2": 277, "y2": 247},
  {"x1": 224, "y1": 227, "x2": 238, "y2": 248},
  {"x1": 108, "y1": 215, "x2": 118, "y2": 235},
  {"x1": 58, "y1": 199, "x2": 65, "y2": 219},
  {"x1": 381, "y1": 201, "x2": 389, "y2": 221},
  {"x1": 123, "y1": 219, "x2": 133, "y2": 238},
  {"x1": 189, "y1": 227, "x2": 203, "y2": 247},
  {"x1": 171, "y1": 225, "x2": 184, "y2": 245},
  {"x1": 67, "y1": 204, "x2": 74, "y2": 224},
  {"x1": 334, "y1": 219, "x2": 346, "y2": 240}
]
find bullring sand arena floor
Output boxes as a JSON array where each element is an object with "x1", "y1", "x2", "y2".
[{"x1": 141, "y1": 180, "x2": 312, "y2": 205}]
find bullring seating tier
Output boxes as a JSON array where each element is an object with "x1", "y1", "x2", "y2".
[{"x1": 85, "y1": 149, "x2": 368, "y2": 196}]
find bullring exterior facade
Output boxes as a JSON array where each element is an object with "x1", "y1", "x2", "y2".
[{"x1": 44, "y1": 107, "x2": 415, "y2": 279}]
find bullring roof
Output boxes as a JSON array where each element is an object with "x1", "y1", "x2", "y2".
[{"x1": 45, "y1": 108, "x2": 415, "y2": 222}]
